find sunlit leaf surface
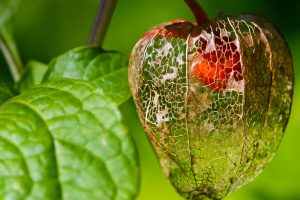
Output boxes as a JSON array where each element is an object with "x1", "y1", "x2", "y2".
[{"x1": 0, "y1": 79, "x2": 139, "y2": 200}]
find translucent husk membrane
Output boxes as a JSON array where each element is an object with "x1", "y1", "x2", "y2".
[{"x1": 129, "y1": 15, "x2": 293, "y2": 200}]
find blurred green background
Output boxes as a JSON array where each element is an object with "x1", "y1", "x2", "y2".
[{"x1": 1, "y1": 0, "x2": 299, "y2": 199}]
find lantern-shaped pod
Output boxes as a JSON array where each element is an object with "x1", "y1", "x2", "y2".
[{"x1": 129, "y1": 14, "x2": 293, "y2": 199}]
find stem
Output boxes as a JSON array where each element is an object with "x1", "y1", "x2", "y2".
[
  {"x1": 184, "y1": 0, "x2": 209, "y2": 26},
  {"x1": 0, "y1": 24, "x2": 23, "y2": 82},
  {"x1": 88, "y1": 0, "x2": 117, "y2": 47}
]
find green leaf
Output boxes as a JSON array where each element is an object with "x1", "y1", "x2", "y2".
[
  {"x1": 43, "y1": 47, "x2": 127, "y2": 82},
  {"x1": 17, "y1": 60, "x2": 48, "y2": 93},
  {"x1": 0, "y1": 0, "x2": 21, "y2": 26},
  {"x1": 0, "y1": 53, "x2": 14, "y2": 87},
  {"x1": 93, "y1": 68, "x2": 131, "y2": 106},
  {"x1": 0, "y1": 81, "x2": 13, "y2": 104},
  {"x1": 0, "y1": 78, "x2": 139, "y2": 199},
  {"x1": 43, "y1": 46, "x2": 130, "y2": 105}
]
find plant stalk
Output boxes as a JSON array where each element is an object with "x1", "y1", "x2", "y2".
[
  {"x1": 88, "y1": 0, "x2": 117, "y2": 47},
  {"x1": 184, "y1": 0, "x2": 209, "y2": 26},
  {"x1": 0, "y1": 24, "x2": 23, "y2": 82}
]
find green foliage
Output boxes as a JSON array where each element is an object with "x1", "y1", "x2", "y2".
[
  {"x1": 43, "y1": 47, "x2": 130, "y2": 105},
  {"x1": 44, "y1": 47, "x2": 127, "y2": 82},
  {"x1": 17, "y1": 60, "x2": 48, "y2": 93},
  {"x1": 0, "y1": 79, "x2": 138, "y2": 199},
  {"x1": 0, "y1": 10, "x2": 139, "y2": 193},
  {"x1": 0, "y1": 82, "x2": 13, "y2": 104},
  {"x1": 0, "y1": 44, "x2": 140, "y2": 198},
  {"x1": 0, "y1": 1, "x2": 138, "y2": 196},
  {"x1": 93, "y1": 68, "x2": 131, "y2": 106}
]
